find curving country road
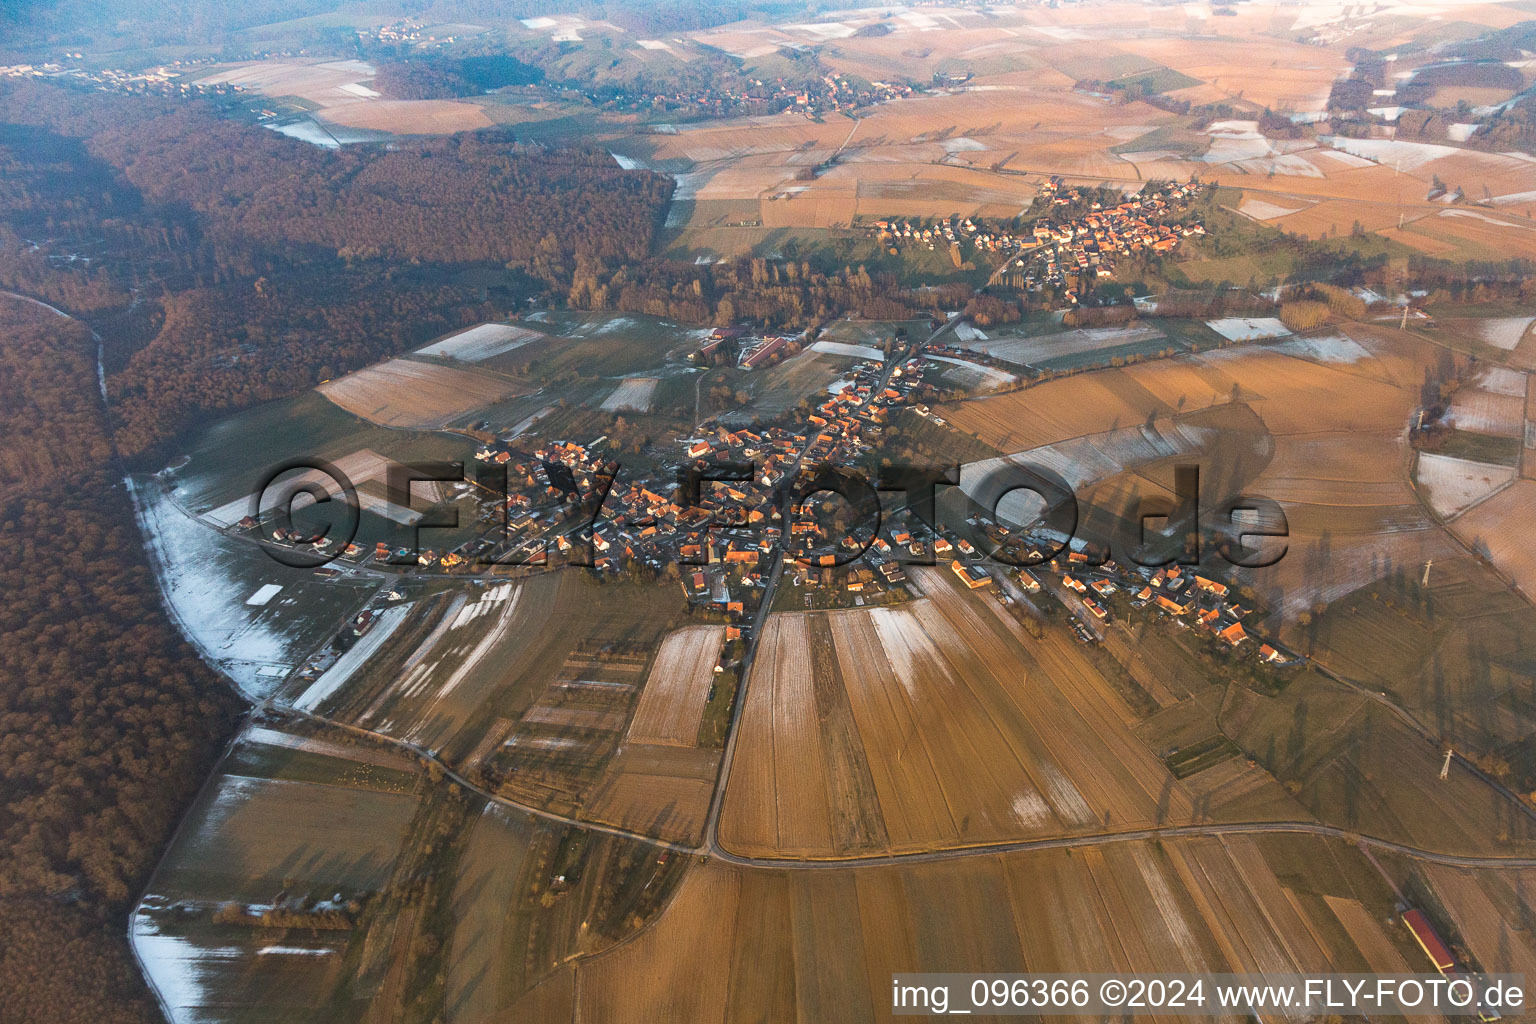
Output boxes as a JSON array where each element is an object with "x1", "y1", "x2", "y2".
[{"x1": 270, "y1": 702, "x2": 1536, "y2": 873}]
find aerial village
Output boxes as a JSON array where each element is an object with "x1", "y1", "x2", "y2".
[
  {"x1": 871, "y1": 178, "x2": 1207, "y2": 300},
  {"x1": 0, "y1": 58, "x2": 241, "y2": 99},
  {"x1": 240, "y1": 309, "x2": 1296, "y2": 680}
]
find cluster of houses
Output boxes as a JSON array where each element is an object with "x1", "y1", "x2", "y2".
[
  {"x1": 357, "y1": 18, "x2": 466, "y2": 45},
  {"x1": 1043, "y1": 552, "x2": 1293, "y2": 666},
  {"x1": 243, "y1": 310, "x2": 1298, "y2": 674},
  {"x1": 1015, "y1": 178, "x2": 1207, "y2": 297},
  {"x1": 869, "y1": 215, "x2": 1036, "y2": 257},
  {"x1": 867, "y1": 178, "x2": 1207, "y2": 302},
  {"x1": 0, "y1": 58, "x2": 240, "y2": 99},
  {"x1": 431, "y1": 347, "x2": 930, "y2": 621},
  {"x1": 768, "y1": 496, "x2": 1294, "y2": 673},
  {"x1": 790, "y1": 72, "x2": 914, "y2": 115},
  {"x1": 587, "y1": 68, "x2": 912, "y2": 119},
  {"x1": 665, "y1": 353, "x2": 929, "y2": 612}
]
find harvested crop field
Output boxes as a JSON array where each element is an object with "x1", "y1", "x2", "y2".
[
  {"x1": 1449, "y1": 385, "x2": 1526, "y2": 437},
  {"x1": 302, "y1": 581, "x2": 531, "y2": 731},
  {"x1": 317, "y1": 573, "x2": 692, "y2": 814},
  {"x1": 563, "y1": 832, "x2": 1419, "y2": 1020},
  {"x1": 200, "y1": 446, "x2": 441, "y2": 528},
  {"x1": 809, "y1": 340, "x2": 885, "y2": 361},
  {"x1": 446, "y1": 804, "x2": 535, "y2": 1024},
  {"x1": 318, "y1": 358, "x2": 521, "y2": 428},
  {"x1": 199, "y1": 58, "x2": 382, "y2": 108},
  {"x1": 1422, "y1": 865, "x2": 1536, "y2": 978},
  {"x1": 583, "y1": 743, "x2": 719, "y2": 843},
  {"x1": 944, "y1": 328, "x2": 1463, "y2": 625},
  {"x1": 1414, "y1": 208, "x2": 1536, "y2": 260},
  {"x1": 1449, "y1": 478, "x2": 1536, "y2": 599},
  {"x1": 599, "y1": 377, "x2": 660, "y2": 413},
  {"x1": 1206, "y1": 317, "x2": 1290, "y2": 342},
  {"x1": 925, "y1": 354, "x2": 1018, "y2": 391},
  {"x1": 321, "y1": 98, "x2": 493, "y2": 134},
  {"x1": 1230, "y1": 674, "x2": 1536, "y2": 855},
  {"x1": 152, "y1": 772, "x2": 418, "y2": 901},
  {"x1": 720, "y1": 566, "x2": 1213, "y2": 857},
  {"x1": 952, "y1": 324, "x2": 1168, "y2": 367},
  {"x1": 626, "y1": 625, "x2": 724, "y2": 746},
  {"x1": 1476, "y1": 316, "x2": 1535, "y2": 352},
  {"x1": 744, "y1": 351, "x2": 846, "y2": 416},
  {"x1": 943, "y1": 339, "x2": 1422, "y2": 452}
]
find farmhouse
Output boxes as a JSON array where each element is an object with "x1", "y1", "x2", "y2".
[{"x1": 951, "y1": 561, "x2": 992, "y2": 589}]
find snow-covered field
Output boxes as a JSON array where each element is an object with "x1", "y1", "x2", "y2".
[
  {"x1": 130, "y1": 478, "x2": 369, "y2": 698},
  {"x1": 1271, "y1": 334, "x2": 1372, "y2": 364},
  {"x1": 949, "y1": 324, "x2": 1164, "y2": 366},
  {"x1": 508, "y1": 405, "x2": 553, "y2": 437},
  {"x1": 1317, "y1": 134, "x2": 1460, "y2": 170},
  {"x1": 201, "y1": 448, "x2": 430, "y2": 528},
  {"x1": 390, "y1": 584, "x2": 524, "y2": 741},
  {"x1": 600, "y1": 377, "x2": 660, "y2": 412},
  {"x1": 1476, "y1": 316, "x2": 1535, "y2": 351},
  {"x1": 1206, "y1": 317, "x2": 1291, "y2": 342},
  {"x1": 132, "y1": 910, "x2": 247, "y2": 1024},
  {"x1": 245, "y1": 583, "x2": 283, "y2": 607},
  {"x1": 1238, "y1": 198, "x2": 1307, "y2": 221},
  {"x1": 1448, "y1": 386, "x2": 1526, "y2": 437},
  {"x1": 290, "y1": 604, "x2": 408, "y2": 711},
  {"x1": 1416, "y1": 452, "x2": 1515, "y2": 520},
  {"x1": 926, "y1": 354, "x2": 1018, "y2": 390},
  {"x1": 1470, "y1": 364, "x2": 1528, "y2": 397},
  {"x1": 415, "y1": 322, "x2": 542, "y2": 361},
  {"x1": 811, "y1": 340, "x2": 887, "y2": 360},
  {"x1": 960, "y1": 418, "x2": 1219, "y2": 526}
]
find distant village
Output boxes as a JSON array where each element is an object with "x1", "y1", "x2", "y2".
[
  {"x1": 869, "y1": 177, "x2": 1207, "y2": 302},
  {"x1": 0, "y1": 57, "x2": 241, "y2": 100},
  {"x1": 582, "y1": 67, "x2": 913, "y2": 120},
  {"x1": 2, "y1": 47, "x2": 915, "y2": 128}
]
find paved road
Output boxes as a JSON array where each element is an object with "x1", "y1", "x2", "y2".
[
  {"x1": 700, "y1": 321, "x2": 937, "y2": 845},
  {"x1": 707, "y1": 819, "x2": 1536, "y2": 870},
  {"x1": 227, "y1": 705, "x2": 1536, "y2": 878},
  {"x1": 277, "y1": 705, "x2": 705, "y2": 854},
  {"x1": 699, "y1": 552, "x2": 785, "y2": 846}
]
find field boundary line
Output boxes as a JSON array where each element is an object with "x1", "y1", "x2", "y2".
[{"x1": 707, "y1": 819, "x2": 1536, "y2": 870}]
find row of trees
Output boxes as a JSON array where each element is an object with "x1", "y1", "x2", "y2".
[
  {"x1": 371, "y1": 53, "x2": 543, "y2": 100},
  {"x1": 567, "y1": 256, "x2": 978, "y2": 327}
]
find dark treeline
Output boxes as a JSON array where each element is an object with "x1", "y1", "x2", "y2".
[
  {"x1": 371, "y1": 54, "x2": 544, "y2": 99},
  {"x1": 1406, "y1": 256, "x2": 1536, "y2": 302},
  {"x1": 1463, "y1": 96, "x2": 1536, "y2": 153},
  {"x1": 0, "y1": 295, "x2": 240, "y2": 1023},
  {"x1": 567, "y1": 256, "x2": 975, "y2": 327}
]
